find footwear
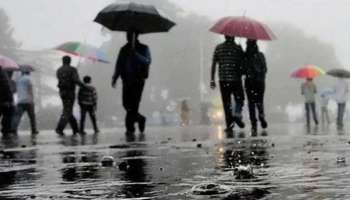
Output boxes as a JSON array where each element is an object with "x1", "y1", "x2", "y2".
[
  {"x1": 251, "y1": 125, "x2": 257, "y2": 133},
  {"x1": 260, "y1": 118, "x2": 268, "y2": 129},
  {"x1": 224, "y1": 128, "x2": 233, "y2": 134},
  {"x1": 79, "y1": 131, "x2": 87, "y2": 135},
  {"x1": 234, "y1": 117, "x2": 245, "y2": 129},
  {"x1": 31, "y1": 130, "x2": 39, "y2": 135},
  {"x1": 138, "y1": 117, "x2": 146, "y2": 133},
  {"x1": 55, "y1": 129, "x2": 64, "y2": 135},
  {"x1": 73, "y1": 130, "x2": 79, "y2": 135},
  {"x1": 94, "y1": 129, "x2": 100, "y2": 134}
]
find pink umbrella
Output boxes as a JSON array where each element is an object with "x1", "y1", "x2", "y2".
[
  {"x1": 210, "y1": 16, "x2": 276, "y2": 40},
  {"x1": 0, "y1": 54, "x2": 19, "y2": 70}
]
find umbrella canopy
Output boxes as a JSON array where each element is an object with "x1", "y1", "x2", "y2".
[
  {"x1": 0, "y1": 54, "x2": 19, "y2": 71},
  {"x1": 327, "y1": 68, "x2": 350, "y2": 78},
  {"x1": 210, "y1": 16, "x2": 276, "y2": 40},
  {"x1": 291, "y1": 64, "x2": 326, "y2": 79},
  {"x1": 55, "y1": 41, "x2": 109, "y2": 63},
  {"x1": 94, "y1": 2, "x2": 176, "y2": 33}
]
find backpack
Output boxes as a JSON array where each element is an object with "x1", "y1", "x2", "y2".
[{"x1": 247, "y1": 53, "x2": 266, "y2": 80}]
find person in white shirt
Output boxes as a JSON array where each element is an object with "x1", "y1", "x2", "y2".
[
  {"x1": 320, "y1": 93, "x2": 330, "y2": 125},
  {"x1": 334, "y1": 78, "x2": 349, "y2": 128},
  {"x1": 13, "y1": 71, "x2": 38, "y2": 134},
  {"x1": 301, "y1": 78, "x2": 318, "y2": 126}
]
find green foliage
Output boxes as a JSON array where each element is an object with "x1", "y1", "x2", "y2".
[{"x1": 0, "y1": 8, "x2": 21, "y2": 58}]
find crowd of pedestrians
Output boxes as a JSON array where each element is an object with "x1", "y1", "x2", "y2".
[{"x1": 0, "y1": 31, "x2": 348, "y2": 136}]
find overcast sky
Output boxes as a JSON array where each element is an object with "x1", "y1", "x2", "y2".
[{"x1": 1, "y1": 0, "x2": 350, "y2": 65}]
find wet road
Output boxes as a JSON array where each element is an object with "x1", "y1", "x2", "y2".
[{"x1": 1, "y1": 124, "x2": 350, "y2": 199}]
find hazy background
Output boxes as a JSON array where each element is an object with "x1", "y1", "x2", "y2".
[{"x1": 0, "y1": 0, "x2": 348, "y2": 128}]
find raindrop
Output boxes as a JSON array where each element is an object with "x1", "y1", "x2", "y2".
[
  {"x1": 101, "y1": 156, "x2": 114, "y2": 167},
  {"x1": 337, "y1": 157, "x2": 346, "y2": 164}
]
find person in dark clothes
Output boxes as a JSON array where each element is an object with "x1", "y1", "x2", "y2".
[
  {"x1": 244, "y1": 39, "x2": 268, "y2": 133},
  {"x1": 0, "y1": 66, "x2": 14, "y2": 136},
  {"x1": 13, "y1": 70, "x2": 39, "y2": 134},
  {"x1": 55, "y1": 56, "x2": 84, "y2": 135},
  {"x1": 210, "y1": 35, "x2": 245, "y2": 133},
  {"x1": 78, "y1": 76, "x2": 99, "y2": 134},
  {"x1": 112, "y1": 31, "x2": 151, "y2": 134}
]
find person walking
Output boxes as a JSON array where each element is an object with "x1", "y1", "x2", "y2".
[
  {"x1": 210, "y1": 35, "x2": 245, "y2": 133},
  {"x1": 334, "y1": 78, "x2": 348, "y2": 128},
  {"x1": 320, "y1": 93, "x2": 331, "y2": 125},
  {"x1": 244, "y1": 39, "x2": 268, "y2": 133},
  {"x1": 301, "y1": 78, "x2": 319, "y2": 126},
  {"x1": 13, "y1": 70, "x2": 39, "y2": 134},
  {"x1": 180, "y1": 100, "x2": 190, "y2": 126},
  {"x1": 55, "y1": 56, "x2": 84, "y2": 135},
  {"x1": 112, "y1": 31, "x2": 151, "y2": 134},
  {"x1": 0, "y1": 66, "x2": 14, "y2": 136},
  {"x1": 78, "y1": 76, "x2": 99, "y2": 134}
]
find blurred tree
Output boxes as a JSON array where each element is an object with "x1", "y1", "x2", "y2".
[{"x1": 0, "y1": 8, "x2": 21, "y2": 58}]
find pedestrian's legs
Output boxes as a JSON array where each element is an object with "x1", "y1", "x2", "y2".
[
  {"x1": 68, "y1": 113, "x2": 79, "y2": 134},
  {"x1": 27, "y1": 103, "x2": 38, "y2": 133},
  {"x1": 305, "y1": 103, "x2": 310, "y2": 126},
  {"x1": 56, "y1": 92, "x2": 77, "y2": 134},
  {"x1": 337, "y1": 103, "x2": 346, "y2": 127},
  {"x1": 310, "y1": 102, "x2": 318, "y2": 125},
  {"x1": 255, "y1": 80, "x2": 268, "y2": 128},
  {"x1": 219, "y1": 81, "x2": 234, "y2": 130},
  {"x1": 321, "y1": 107, "x2": 325, "y2": 125},
  {"x1": 134, "y1": 81, "x2": 146, "y2": 132},
  {"x1": 1, "y1": 105, "x2": 14, "y2": 134},
  {"x1": 13, "y1": 104, "x2": 25, "y2": 132},
  {"x1": 245, "y1": 80, "x2": 257, "y2": 130},
  {"x1": 232, "y1": 80, "x2": 245, "y2": 118},
  {"x1": 80, "y1": 106, "x2": 87, "y2": 133},
  {"x1": 232, "y1": 80, "x2": 245, "y2": 128},
  {"x1": 325, "y1": 108, "x2": 330, "y2": 124},
  {"x1": 87, "y1": 107, "x2": 99, "y2": 133},
  {"x1": 123, "y1": 82, "x2": 136, "y2": 133}
]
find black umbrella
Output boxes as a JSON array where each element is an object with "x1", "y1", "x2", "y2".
[
  {"x1": 327, "y1": 68, "x2": 350, "y2": 78},
  {"x1": 94, "y1": 2, "x2": 176, "y2": 34}
]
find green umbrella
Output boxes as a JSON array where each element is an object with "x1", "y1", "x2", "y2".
[{"x1": 55, "y1": 41, "x2": 109, "y2": 63}]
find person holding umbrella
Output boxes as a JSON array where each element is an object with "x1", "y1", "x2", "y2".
[
  {"x1": 209, "y1": 16, "x2": 276, "y2": 133},
  {"x1": 244, "y1": 39, "x2": 268, "y2": 133},
  {"x1": 301, "y1": 78, "x2": 319, "y2": 126},
  {"x1": 333, "y1": 78, "x2": 348, "y2": 128},
  {"x1": 210, "y1": 35, "x2": 245, "y2": 132},
  {"x1": 112, "y1": 31, "x2": 151, "y2": 134},
  {"x1": 292, "y1": 65, "x2": 325, "y2": 127},
  {"x1": 327, "y1": 68, "x2": 350, "y2": 128},
  {"x1": 0, "y1": 66, "x2": 14, "y2": 136},
  {"x1": 95, "y1": 2, "x2": 175, "y2": 135}
]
